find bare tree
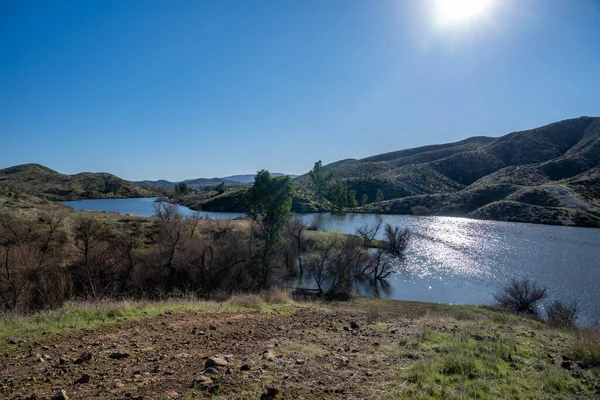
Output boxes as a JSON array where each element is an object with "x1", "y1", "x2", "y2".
[
  {"x1": 0, "y1": 210, "x2": 69, "y2": 312},
  {"x1": 494, "y1": 278, "x2": 547, "y2": 315}
]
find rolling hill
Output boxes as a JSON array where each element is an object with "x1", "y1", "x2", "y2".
[
  {"x1": 136, "y1": 173, "x2": 298, "y2": 190},
  {"x1": 302, "y1": 116, "x2": 600, "y2": 227},
  {"x1": 0, "y1": 164, "x2": 169, "y2": 201},
  {"x1": 188, "y1": 116, "x2": 600, "y2": 227}
]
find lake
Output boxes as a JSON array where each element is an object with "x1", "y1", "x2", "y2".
[{"x1": 61, "y1": 197, "x2": 600, "y2": 324}]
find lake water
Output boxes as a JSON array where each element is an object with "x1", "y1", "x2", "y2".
[{"x1": 62, "y1": 197, "x2": 600, "y2": 324}]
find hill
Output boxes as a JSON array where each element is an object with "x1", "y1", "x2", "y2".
[
  {"x1": 292, "y1": 116, "x2": 600, "y2": 227},
  {"x1": 0, "y1": 164, "x2": 169, "y2": 201},
  {"x1": 180, "y1": 117, "x2": 600, "y2": 227},
  {"x1": 136, "y1": 173, "x2": 298, "y2": 190}
]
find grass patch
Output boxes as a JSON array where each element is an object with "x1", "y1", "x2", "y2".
[
  {"x1": 397, "y1": 321, "x2": 594, "y2": 399},
  {"x1": 570, "y1": 328, "x2": 600, "y2": 370},
  {"x1": 0, "y1": 293, "x2": 302, "y2": 342}
]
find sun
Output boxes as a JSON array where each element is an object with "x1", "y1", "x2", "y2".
[{"x1": 433, "y1": 0, "x2": 494, "y2": 27}]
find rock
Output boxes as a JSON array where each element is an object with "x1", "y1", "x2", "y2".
[
  {"x1": 350, "y1": 321, "x2": 360, "y2": 330},
  {"x1": 209, "y1": 325, "x2": 217, "y2": 331},
  {"x1": 240, "y1": 364, "x2": 251, "y2": 371},
  {"x1": 75, "y1": 373, "x2": 90, "y2": 384},
  {"x1": 51, "y1": 390, "x2": 69, "y2": 400},
  {"x1": 74, "y1": 351, "x2": 93, "y2": 364},
  {"x1": 260, "y1": 349, "x2": 277, "y2": 361},
  {"x1": 203, "y1": 367, "x2": 218, "y2": 375},
  {"x1": 192, "y1": 375, "x2": 213, "y2": 388},
  {"x1": 260, "y1": 387, "x2": 280, "y2": 400},
  {"x1": 343, "y1": 326, "x2": 351, "y2": 332},
  {"x1": 109, "y1": 351, "x2": 130, "y2": 360},
  {"x1": 205, "y1": 355, "x2": 229, "y2": 369},
  {"x1": 172, "y1": 353, "x2": 190, "y2": 359},
  {"x1": 295, "y1": 359, "x2": 305, "y2": 365},
  {"x1": 365, "y1": 371, "x2": 374, "y2": 377}
]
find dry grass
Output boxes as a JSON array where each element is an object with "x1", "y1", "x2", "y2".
[
  {"x1": 261, "y1": 288, "x2": 293, "y2": 304},
  {"x1": 571, "y1": 328, "x2": 600, "y2": 369}
]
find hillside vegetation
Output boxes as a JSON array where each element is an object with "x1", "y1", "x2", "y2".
[
  {"x1": 0, "y1": 164, "x2": 168, "y2": 201},
  {"x1": 316, "y1": 116, "x2": 600, "y2": 227},
  {"x1": 180, "y1": 117, "x2": 600, "y2": 227}
]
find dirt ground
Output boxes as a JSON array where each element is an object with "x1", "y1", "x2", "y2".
[
  {"x1": 1, "y1": 298, "x2": 597, "y2": 399},
  {"x1": 0, "y1": 299, "x2": 442, "y2": 399}
]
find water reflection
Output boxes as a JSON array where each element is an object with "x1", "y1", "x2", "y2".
[{"x1": 61, "y1": 199, "x2": 600, "y2": 324}]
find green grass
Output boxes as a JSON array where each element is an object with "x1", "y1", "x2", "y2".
[
  {"x1": 392, "y1": 322, "x2": 594, "y2": 399},
  {"x1": 0, "y1": 296, "x2": 301, "y2": 342},
  {"x1": 570, "y1": 329, "x2": 600, "y2": 370}
]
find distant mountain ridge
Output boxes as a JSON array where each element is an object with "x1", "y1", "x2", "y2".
[
  {"x1": 135, "y1": 173, "x2": 298, "y2": 190},
  {"x1": 0, "y1": 163, "x2": 168, "y2": 201}
]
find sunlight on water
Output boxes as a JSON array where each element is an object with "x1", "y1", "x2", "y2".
[{"x1": 61, "y1": 199, "x2": 600, "y2": 324}]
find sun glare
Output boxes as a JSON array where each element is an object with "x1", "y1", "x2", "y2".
[{"x1": 433, "y1": 0, "x2": 494, "y2": 27}]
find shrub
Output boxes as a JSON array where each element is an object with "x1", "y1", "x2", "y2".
[
  {"x1": 547, "y1": 300, "x2": 578, "y2": 329},
  {"x1": 494, "y1": 278, "x2": 547, "y2": 315}
]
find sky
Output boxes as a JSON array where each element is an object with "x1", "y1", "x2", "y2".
[{"x1": 1, "y1": 0, "x2": 599, "y2": 181}]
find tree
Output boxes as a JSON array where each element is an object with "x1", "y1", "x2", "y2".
[
  {"x1": 375, "y1": 189, "x2": 384, "y2": 203},
  {"x1": 361, "y1": 194, "x2": 369, "y2": 206},
  {"x1": 174, "y1": 182, "x2": 190, "y2": 195},
  {"x1": 348, "y1": 190, "x2": 358, "y2": 208},
  {"x1": 215, "y1": 182, "x2": 226, "y2": 195},
  {"x1": 244, "y1": 170, "x2": 294, "y2": 288},
  {"x1": 332, "y1": 182, "x2": 347, "y2": 212},
  {"x1": 309, "y1": 161, "x2": 333, "y2": 211}
]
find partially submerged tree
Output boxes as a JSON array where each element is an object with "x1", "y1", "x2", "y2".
[
  {"x1": 306, "y1": 221, "x2": 410, "y2": 298},
  {"x1": 309, "y1": 160, "x2": 333, "y2": 211},
  {"x1": 245, "y1": 170, "x2": 294, "y2": 288}
]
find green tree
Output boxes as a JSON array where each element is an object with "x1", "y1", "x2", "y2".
[
  {"x1": 244, "y1": 170, "x2": 294, "y2": 288},
  {"x1": 174, "y1": 182, "x2": 190, "y2": 195},
  {"x1": 348, "y1": 190, "x2": 358, "y2": 208},
  {"x1": 215, "y1": 182, "x2": 226, "y2": 195},
  {"x1": 332, "y1": 182, "x2": 347, "y2": 212},
  {"x1": 309, "y1": 160, "x2": 333, "y2": 211},
  {"x1": 375, "y1": 189, "x2": 384, "y2": 203},
  {"x1": 361, "y1": 193, "x2": 369, "y2": 206}
]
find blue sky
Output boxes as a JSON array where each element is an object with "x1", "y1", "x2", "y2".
[{"x1": 1, "y1": 0, "x2": 599, "y2": 181}]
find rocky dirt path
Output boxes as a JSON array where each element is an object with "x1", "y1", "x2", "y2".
[{"x1": 1, "y1": 303, "x2": 423, "y2": 399}]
